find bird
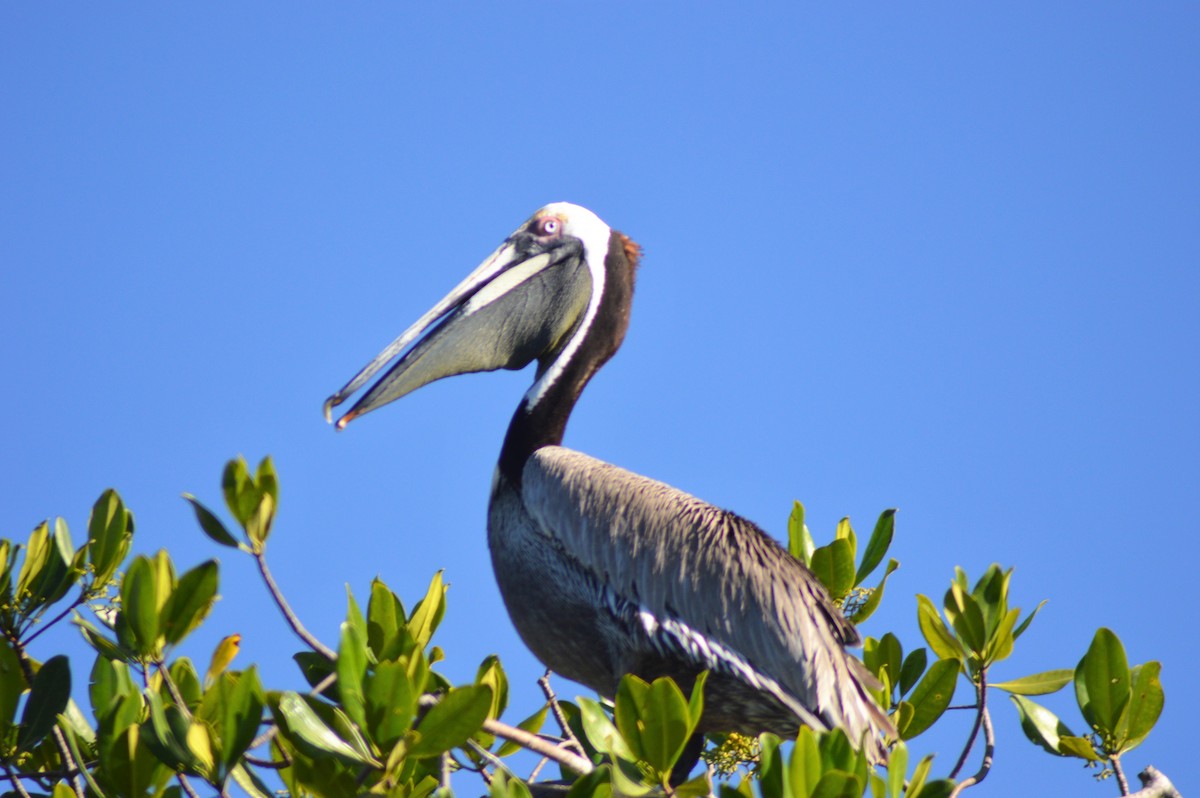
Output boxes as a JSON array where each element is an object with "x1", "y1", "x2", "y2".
[
  {"x1": 324, "y1": 202, "x2": 894, "y2": 766},
  {"x1": 205, "y1": 632, "x2": 242, "y2": 687}
]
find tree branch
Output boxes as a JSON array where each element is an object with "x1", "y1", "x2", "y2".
[
  {"x1": 948, "y1": 706, "x2": 994, "y2": 797},
  {"x1": 949, "y1": 666, "x2": 988, "y2": 782},
  {"x1": 479, "y1": 717, "x2": 593, "y2": 776}
]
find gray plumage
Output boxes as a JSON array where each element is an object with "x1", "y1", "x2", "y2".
[{"x1": 491, "y1": 446, "x2": 890, "y2": 760}]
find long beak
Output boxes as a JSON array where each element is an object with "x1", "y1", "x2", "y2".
[
  {"x1": 324, "y1": 240, "x2": 522, "y2": 428},
  {"x1": 324, "y1": 236, "x2": 588, "y2": 429}
]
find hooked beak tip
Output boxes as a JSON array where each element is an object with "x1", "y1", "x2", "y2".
[
  {"x1": 335, "y1": 411, "x2": 357, "y2": 431},
  {"x1": 323, "y1": 398, "x2": 336, "y2": 424}
]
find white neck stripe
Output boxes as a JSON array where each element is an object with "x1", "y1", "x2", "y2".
[{"x1": 523, "y1": 206, "x2": 611, "y2": 409}]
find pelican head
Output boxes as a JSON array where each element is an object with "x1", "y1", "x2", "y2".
[{"x1": 325, "y1": 203, "x2": 638, "y2": 429}]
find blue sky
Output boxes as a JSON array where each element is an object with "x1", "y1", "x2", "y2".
[{"x1": 3, "y1": 4, "x2": 1197, "y2": 795}]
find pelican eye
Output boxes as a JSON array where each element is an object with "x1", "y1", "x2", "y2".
[{"x1": 534, "y1": 216, "x2": 563, "y2": 237}]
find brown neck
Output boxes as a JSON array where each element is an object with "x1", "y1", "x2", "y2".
[{"x1": 498, "y1": 231, "x2": 638, "y2": 486}]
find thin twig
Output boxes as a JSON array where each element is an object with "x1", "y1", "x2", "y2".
[
  {"x1": 176, "y1": 774, "x2": 202, "y2": 798},
  {"x1": 539, "y1": 671, "x2": 586, "y2": 757},
  {"x1": 22, "y1": 593, "x2": 87, "y2": 645},
  {"x1": 1111, "y1": 756, "x2": 1130, "y2": 796},
  {"x1": 949, "y1": 666, "x2": 988, "y2": 781},
  {"x1": 244, "y1": 754, "x2": 288, "y2": 770},
  {"x1": 254, "y1": 550, "x2": 336, "y2": 660},
  {"x1": 4, "y1": 764, "x2": 35, "y2": 798},
  {"x1": 440, "y1": 752, "x2": 452, "y2": 791},
  {"x1": 528, "y1": 756, "x2": 551, "y2": 782},
  {"x1": 157, "y1": 661, "x2": 193, "y2": 716},
  {"x1": 948, "y1": 706, "x2": 994, "y2": 798}
]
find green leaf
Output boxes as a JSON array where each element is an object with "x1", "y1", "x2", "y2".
[
  {"x1": 614, "y1": 674, "x2": 649, "y2": 758},
  {"x1": 855, "y1": 509, "x2": 895, "y2": 586},
  {"x1": 991, "y1": 669, "x2": 1073, "y2": 696},
  {"x1": 273, "y1": 690, "x2": 378, "y2": 766},
  {"x1": 863, "y1": 634, "x2": 902, "y2": 688},
  {"x1": 1013, "y1": 599, "x2": 1048, "y2": 640},
  {"x1": 475, "y1": 655, "x2": 509, "y2": 720},
  {"x1": 579, "y1": 697, "x2": 638, "y2": 762},
  {"x1": 1075, "y1": 627, "x2": 1130, "y2": 737},
  {"x1": 222, "y1": 457, "x2": 255, "y2": 526},
  {"x1": 640, "y1": 677, "x2": 691, "y2": 775},
  {"x1": 143, "y1": 689, "x2": 196, "y2": 772},
  {"x1": 981, "y1": 607, "x2": 1019, "y2": 665},
  {"x1": 810, "y1": 538, "x2": 856, "y2": 600},
  {"x1": 787, "y1": 501, "x2": 815, "y2": 566},
  {"x1": 408, "y1": 571, "x2": 447, "y2": 649},
  {"x1": 161, "y1": 560, "x2": 219, "y2": 646},
  {"x1": 811, "y1": 771, "x2": 862, "y2": 798},
  {"x1": 364, "y1": 659, "x2": 416, "y2": 749},
  {"x1": 87, "y1": 489, "x2": 134, "y2": 585},
  {"x1": 17, "y1": 654, "x2": 71, "y2": 752},
  {"x1": 121, "y1": 555, "x2": 161, "y2": 657},
  {"x1": 1118, "y1": 661, "x2": 1163, "y2": 752},
  {"x1": 885, "y1": 741, "x2": 907, "y2": 798},
  {"x1": 916, "y1": 594, "x2": 962, "y2": 662},
  {"x1": 183, "y1": 494, "x2": 240, "y2": 549},
  {"x1": 911, "y1": 779, "x2": 955, "y2": 798},
  {"x1": 757, "y1": 733, "x2": 784, "y2": 798},
  {"x1": 0, "y1": 636, "x2": 27, "y2": 731},
  {"x1": 169, "y1": 657, "x2": 203, "y2": 712},
  {"x1": 219, "y1": 667, "x2": 264, "y2": 777},
  {"x1": 898, "y1": 648, "x2": 928, "y2": 697},
  {"x1": 293, "y1": 651, "x2": 335, "y2": 693},
  {"x1": 1058, "y1": 735, "x2": 1103, "y2": 761},
  {"x1": 834, "y1": 517, "x2": 857, "y2": 560},
  {"x1": 337, "y1": 620, "x2": 369, "y2": 729},
  {"x1": 850, "y1": 558, "x2": 898, "y2": 624},
  {"x1": 942, "y1": 582, "x2": 986, "y2": 657},
  {"x1": 686, "y1": 671, "x2": 707, "y2": 737},
  {"x1": 409, "y1": 685, "x2": 493, "y2": 758},
  {"x1": 906, "y1": 753, "x2": 935, "y2": 798},
  {"x1": 368, "y1": 577, "x2": 408, "y2": 659},
  {"x1": 898, "y1": 658, "x2": 958, "y2": 740},
  {"x1": 789, "y1": 726, "x2": 821, "y2": 798},
  {"x1": 969, "y1": 565, "x2": 1010, "y2": 639},
  {"x1": 1009, "y1": 694, "x2": 1077, "y2": 757}
]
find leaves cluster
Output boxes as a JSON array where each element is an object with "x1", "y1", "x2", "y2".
[{"x1": 0, "y1": 457, "x2": 1171, "y2": 798}]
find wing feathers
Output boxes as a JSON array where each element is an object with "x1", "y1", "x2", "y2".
[{"x1": 522, "y1": 446, "x2": 893, "y2": 754}]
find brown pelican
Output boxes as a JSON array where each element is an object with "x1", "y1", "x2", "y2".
[{"x1": 325, "y1": 203, "x2": 893, "y2": 766}]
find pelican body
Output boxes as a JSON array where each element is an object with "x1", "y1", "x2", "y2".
[{"x1": 325, "y1": 203, "x2": 892, "y2": 758}]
